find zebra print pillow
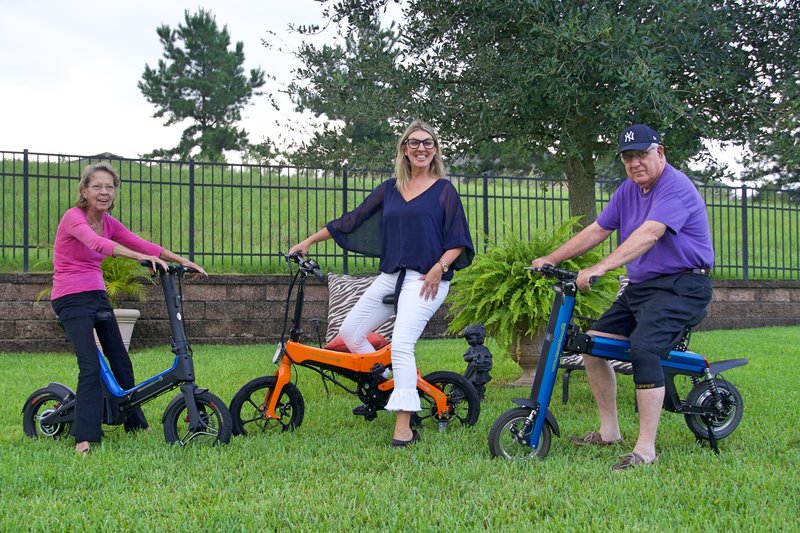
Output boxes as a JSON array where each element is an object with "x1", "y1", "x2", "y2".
[{"x1": 325, "y1": 274, "x2": 395, "y2": 342}]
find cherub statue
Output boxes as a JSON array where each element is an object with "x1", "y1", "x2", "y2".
[{"x1": 462, "y1": 324, "x2": 492, "y2": 401}]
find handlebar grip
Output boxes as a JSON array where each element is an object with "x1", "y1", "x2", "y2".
[
  {"x1": 284, "y1": 251, "x2": 327, "y2": 282},
  {"x1": 139, "y1": 259, "x2": 199, "y2": 275},
  {"x1": 530, "y1": 265, "x2": 601, "y2": 286},
  {"x1": 311, "y1": 268, "x2": 327, "y2": 283},
  {"x1": 139, "y1": 259, "x2": 166, "y2": 273}
]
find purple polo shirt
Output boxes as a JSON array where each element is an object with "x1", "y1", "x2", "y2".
[
  {"x1": 326, "y1": 178, "x2": 474, "y2": 279},
  {"x1": 596, "y1": 164, "x2": 714, "y2": 283}
]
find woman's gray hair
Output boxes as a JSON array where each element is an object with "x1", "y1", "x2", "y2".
[
  {"x1": 75, "y1": 162, "x2": 121, "y2": 210},
  {"x1": 394, "y1": 119, "x2": 446, "y2": 193}
]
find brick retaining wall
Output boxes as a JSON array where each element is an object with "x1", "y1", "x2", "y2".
[{"x1": 1, "y1": 273, "x2": 798, "y2": 353}]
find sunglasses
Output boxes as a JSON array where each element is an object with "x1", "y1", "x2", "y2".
[{"x1": 620, "y1": 146, "x2": 655, "y2": 164}]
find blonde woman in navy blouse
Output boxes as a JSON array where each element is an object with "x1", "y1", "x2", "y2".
[{"x1": 290, "y1": 119, "x2": 474, "y2": 447}]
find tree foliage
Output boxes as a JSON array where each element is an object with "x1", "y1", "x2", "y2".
[
  {"x1": 139, "y1": 9, "x2": 265, "y2": 162},
  {"x1": 266, "y1": 18, "x2": 405, "y2": 170},
  {"x1": 283, "y1": 0, "x2": 798, "y2": 220},
  {"x1": 741, "y1": 74, "x2": 800, "y2": 187}
]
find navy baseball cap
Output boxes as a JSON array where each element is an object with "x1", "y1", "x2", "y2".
[{"x1": 617, "y1": 124, "x2": 662, "y2": 154}]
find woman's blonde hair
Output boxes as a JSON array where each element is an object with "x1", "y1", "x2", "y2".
[
  {"x1": 75, "y1": 162, "x2": 121, "y2": 210},
  {"x1": 394, "y1": 119, "x2": 445, "y2": 193}
]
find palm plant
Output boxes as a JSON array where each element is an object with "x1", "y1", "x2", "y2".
[{"x1": 99, "y1": 256, "x2": 152, "y2": 306}]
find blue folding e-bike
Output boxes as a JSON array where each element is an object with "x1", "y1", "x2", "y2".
[
  {"x1": 488, "y1": 265, "x2": 748, "y2": 459},
  {"x1": 22, "y1": 263, "x2": 232, "y2": 447}
]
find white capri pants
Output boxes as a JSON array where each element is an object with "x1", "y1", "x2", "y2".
[{"x1": 339, "y1": 270, "x2": 449, "y2": 412}]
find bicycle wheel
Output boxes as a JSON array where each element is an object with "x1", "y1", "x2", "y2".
[
  {"x1": 162, "y1": 390, "x2": 232, "y2": 446},
  {"x1": 414, "y1": 371, "x2": 480, "y2": 429},
  {"x1": 488, "y1": 407, "x2": 551, "y2": 459},
  {"x1": 684, "y1": 378, "x2": 743, "y2": 441},
  {"x1": 22, "y1": 390, "x2": 72, "y2": 439},
  {"x1": 229, "y1": 376, "x2": 305, "y2": 436}
]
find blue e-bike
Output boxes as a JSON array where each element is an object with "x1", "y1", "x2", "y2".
[
  {"x1": 22, "y1": 263, "x2": 232, "y2": 447},
  {"x1": 488, "y1": 265, "x2": 748, "y2": 459}
]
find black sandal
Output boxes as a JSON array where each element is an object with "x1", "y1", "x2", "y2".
[{"x1": 391, "y1": 429, "x2": 420, "y2": 448}]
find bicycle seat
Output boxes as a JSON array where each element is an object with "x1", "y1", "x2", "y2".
[
  {"x1": 324, "y1": 332, "x2": 389, "y2": 352},
  {"x1": 382, "y1": 294, "x2": 396, "y2": 305}
]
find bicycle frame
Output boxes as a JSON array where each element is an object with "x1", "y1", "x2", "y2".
[
  {"x1": 264, "y1": 342, "x2": 450, "y2": 421},
  {"x1": 512, "y1": 266, "x2": 748, "y2": 454},
  {"x1": 256, "y1": 254, "x2": 456, "y2": 423},
  {"x1": 37, "y1": 264, "x2": 206, "y2": 431}
]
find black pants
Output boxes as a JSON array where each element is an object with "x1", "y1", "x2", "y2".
[
  {"x1": 52, "y1": 291, "x2": 148, "y2": 442},
  {"x1": 590, "y1": 272, "x2": 712, "y2": 388}
]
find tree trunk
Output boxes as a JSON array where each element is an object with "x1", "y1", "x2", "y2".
[{"x1": 565, "y1": 149, "x2": 598, "y2": 227}]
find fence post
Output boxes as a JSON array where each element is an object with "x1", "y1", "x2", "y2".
[
  {"x1": 188, "y1": 160, "x2": 195, "y2": 261},
  {"x1": 482, "y1": 174, "x2": 490, "y2": 252},
  {"x1": 22, "y1": 149, "x2": 29, "y2": 272},
  {"x1": 342, "y1": 164, "x2": 349, "y2": 274},
  {"x1": 741, "y1": 184, "x2": 749, "y2": 281}
]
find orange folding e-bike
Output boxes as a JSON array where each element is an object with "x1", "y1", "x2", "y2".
[{"x1": 229, "y1": 253, "x2": 480, "y2": 436}]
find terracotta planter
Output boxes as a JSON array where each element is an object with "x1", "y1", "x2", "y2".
[
  {"x1": 94, "y1": 308, "x2": 140, "y2": 352},
  {"x1": 509, "y1": 331, "x2": 545, "y2": 387}
]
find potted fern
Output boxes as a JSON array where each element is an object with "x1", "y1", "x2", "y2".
[{"x1": 446, "y1": 218, "x2": 621, "y2": 386}]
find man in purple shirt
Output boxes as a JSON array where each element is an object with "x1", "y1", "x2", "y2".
[{"x1": 532, "y1": 124, "x2": 713, "y2": 470}]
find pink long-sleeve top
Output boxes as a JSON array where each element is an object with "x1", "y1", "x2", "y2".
[{"x1": 51, "y1": 207, "x2": 164, "y2": 300}]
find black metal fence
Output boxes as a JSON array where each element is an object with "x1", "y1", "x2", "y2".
[{"x1": 2, "y1": 149, "x2": 799, "y2": 279}]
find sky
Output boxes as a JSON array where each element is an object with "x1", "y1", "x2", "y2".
[{"x1": 0, "y1": 0, "x2": 337, "y2": 159}]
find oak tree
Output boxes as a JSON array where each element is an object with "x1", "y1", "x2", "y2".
[{"x1": 286, "y1": 1, "x2": 799, "y2": 221}]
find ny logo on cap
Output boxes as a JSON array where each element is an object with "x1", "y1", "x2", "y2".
[{"x1": 625, "y1": 131, "x2": 635, "y2": 142}]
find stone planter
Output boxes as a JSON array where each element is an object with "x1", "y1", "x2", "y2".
[
  {"x1": 94, "y1": 308, "x2": 141, "y2": 352},
  {"x1": 509, "y1": 332, "x2": 545, "y2": 387}
]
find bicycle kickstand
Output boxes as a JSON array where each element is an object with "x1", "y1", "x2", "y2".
[{"x1": 701, "y1": 414, "x2": 720, "y2": 454}]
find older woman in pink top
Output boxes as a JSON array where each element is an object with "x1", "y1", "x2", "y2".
[{"x1": 51, "y1": 163, "x2": 206, "y2": 456}]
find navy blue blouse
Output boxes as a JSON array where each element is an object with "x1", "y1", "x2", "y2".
[{"x1": 326, "y1": 178, "x2": 474, "y2": 280}]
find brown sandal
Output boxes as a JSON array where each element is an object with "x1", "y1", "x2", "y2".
[
  {"x1": 612, "y1": 452, "x2": 657, "y2": 470},
  {"x1": 569, "y1": 431, "x2": 624, "y2": 447}
]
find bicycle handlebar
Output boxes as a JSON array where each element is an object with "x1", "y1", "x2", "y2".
[
  {"x1": 527, "y1": 264, "x2": 598, "y2": 285},
  {"x1": 138, "y1": 260, "x2": 199, "y2": 275},
  {"x1": 284, "y1": 252, "x2": 327, "y2": 282}
]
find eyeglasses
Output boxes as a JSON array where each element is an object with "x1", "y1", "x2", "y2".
[
  {"x1": 620, "y1": 147, "x2": 655, "y2": 164},
  {"x1": 404, "y1": 138, "x2": 436, "y2": 149}
]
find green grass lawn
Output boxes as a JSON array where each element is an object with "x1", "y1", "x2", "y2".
[{"x1": 1, "y1": 328, "x2": 798, "y2": 530}]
